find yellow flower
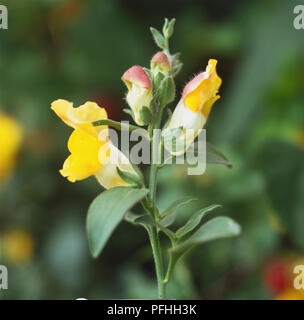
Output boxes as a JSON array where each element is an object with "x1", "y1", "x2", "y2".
[
  {"x1": 165, "y1": 59, "x2": 221, "y2": 155},
  {"x1": 51, "y1": 99, "x2": 137, "y2": 188},
  {"x1": 0, "y1": 112, "x2": 22, "y2": 180},
  {"x1": 2, "y1": 230, "x2": 34, "y2": 264}
]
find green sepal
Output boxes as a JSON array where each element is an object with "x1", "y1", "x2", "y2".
[
  {"x1": 158, "y1": 76, "x2": 175, "y2": 107},
  {"x1": 139, "y1": 106, "x2": 152, "y2": 125},
  {"x1": 116, "y1": 167, "x2": 143, "y2": 187},
  {"x1": 152, "y1": 71, "x2": 165, "y2": 90}
]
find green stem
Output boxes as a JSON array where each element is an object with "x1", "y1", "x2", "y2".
[
  {"x1": 147, "y1": 103, "x2": 166, "y2": 299},
  {"x1": 147, "y1": 226, "x2": 165, "y2": 299}
]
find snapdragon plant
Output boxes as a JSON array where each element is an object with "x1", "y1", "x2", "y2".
[{"x1": 51, "y1": 18, "x2": 240, "y2": 299}]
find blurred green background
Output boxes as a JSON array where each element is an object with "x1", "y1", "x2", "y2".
[{"x1": 0, "y1": 0, "x2": 304, "y2": 299}]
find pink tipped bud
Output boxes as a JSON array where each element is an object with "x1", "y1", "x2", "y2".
[
  {"x1": 121, "y1": 65, "x2": 151, "y2": 90},
  {"x1": 151, "y1": 51, "x2": 170, "y2": 73}
]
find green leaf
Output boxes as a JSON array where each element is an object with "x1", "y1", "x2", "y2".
[
  {"x1": 206, "y1": 143, "x2": 233, "y2": 168},
  {"x1": 175, "y1": 204, "x2": 222, "y2": 239},
  {"x1": 150, "y1": 27, "x2": 167, "y2": 49},
  {"x1": 157, "y1": 223, "x2": 176, "y2": 243},
  {"x1": 116, "y1": 167, "x2": 143, "y2": 187},
  {"x1": 171, "y1": 217, "x2": 241, "y2": 255},
  {"x1": 160, "y1": 197, "x2": 197, "y2": 219},
  {"x1": 87, "y1": 187, "x2": 149, "y2": 258},
  {"x1": 124, "y1": 212, "x2": 153, "y2": 228},
  {"x1": 159, "y1": 212, "x2": 176, "y2": 228}
]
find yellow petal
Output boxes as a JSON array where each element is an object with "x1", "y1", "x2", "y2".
[
  {"x1": 184, "y1": 59, "x2": 222, "y2": 115},
  {"x1": 68, "y1": 101, "x2": 108, "y2": 134},
  {"x1": 51, "y1": 99, "x2": 108, "y2": 137},
  {"x1": 51, "y1": 99, "x2": 74, "y2": 127},
  {"x1": 60, "y1": 129, "x2": 106, "y2": 182}
]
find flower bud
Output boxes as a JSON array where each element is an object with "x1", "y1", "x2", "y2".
[
  {"x1": 150, "y1": 51, "x2": 170, "y2": 74},
  {"x1": 121, "y1": 66, "x2": 153, "y2": 126}
]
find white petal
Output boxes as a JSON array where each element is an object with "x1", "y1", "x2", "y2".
[
  {"x1": 165, "y1": 99, "x2": 206, "y2": 155},
  {"x1": 126, "y1": 85, "x2": 152, "y2": 126},
  {"x1": 95, "y1": 143, "x2": 135, "y2": 189}
]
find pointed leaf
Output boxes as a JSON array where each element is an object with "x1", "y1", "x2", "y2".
[
  {"x1": 125, "y1": 212, "x2": 153, "y2": 228},
  {"x1": 171, "y1": 216, "x2": 241, "y2": 255},
  {"x1": 206, "y1": 143, "x2": 233, "y2": 168},
  {"x1": 116, "y1": 167, "x2": 143, "y2": 187},
  {"x1": 160, "y1": 212, "x2": 176, "y2": 227},
  {"x1": 87, "y1": 187, "x2": 149, "y2": 258},
  {"x1": 160, "y1": 197, "x2": 197, "y2": 219},
  {"x1": 175, "y1": 204, "x2": 222, "y2": 239},
  {"x1": 150, "y1": 27, "x2": 167, "y2": 49}
]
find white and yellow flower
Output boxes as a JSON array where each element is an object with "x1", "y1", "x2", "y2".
[
  {"x1": 165, "y1": 59, "x2": 222, "y2": 154},
  {"x1": 51, "y1": 99, "x2": 137, "y2": 189},
  {"x1": 121, "y1": 65, "x2": 152, "y2": 126}
]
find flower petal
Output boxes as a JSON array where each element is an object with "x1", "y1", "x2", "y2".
[
  {"x1": 95, "y1": 143, "x2": 135, "y2": 189},
  {"x1": 182, "y1": 59, "x2": 221, "y2": 113},
  {"x1": 51, "y1": 99, "x2": 108, "y2": 137},
  {"x1": 60, "y1": 129, "x2": 104, "y2": 182}
]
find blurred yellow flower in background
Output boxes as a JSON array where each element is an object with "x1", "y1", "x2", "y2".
[
  {"x1": 0, "y1": 112, "x2": 22, "y2": 180},
  {"x1": 1, "y1": 230, "x2": 35, "y2": 264},
  {"x1": 276, "y1": 288, "x2": 304, "y2": 300}
]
